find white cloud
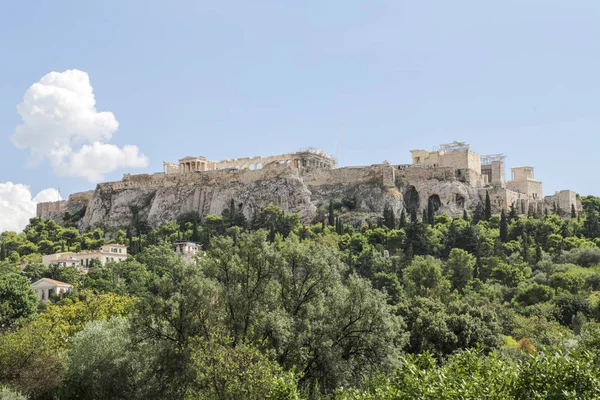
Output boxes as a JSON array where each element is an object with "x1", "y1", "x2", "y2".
[
  {"x1": 0, "y1": 183, "x2": 61, "y2": 233},
  {"x1": 12, "y1": 69, "x2": 148, "y2": 182}
]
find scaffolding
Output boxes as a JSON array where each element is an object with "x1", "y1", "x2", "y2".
[
  {"x1": 481, "y1": 154, "x2": 506, "y2": 165},
  {"x1": 437, "y1": 141, "x2": 470, "y2": 153}
]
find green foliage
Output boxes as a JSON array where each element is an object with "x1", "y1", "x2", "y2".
[
  {"x1": 189, "y1": 333, "x2": 302, "y2": 399},
  {"x1": 0, "y1": 273, "x2": 38, "y2": 332},
  {"x1": 253, "y1": 204, "x2": 301, "y2": 240},
  {"x1": 513, "y1": 283, "x2": 554, "y2": 306},
  {"x1": 62, "y1": 317, "x2": 155, "y2": 399},
  {"x1": 337, "y1": 350, "x2": 600, "y2": 400},
  {"x1": 2, "y1": 198, "x2": 600, "y2": 398},
  {"x1": 0, "y1": 386, "x2": 27, "y2": 400},
  {"x1": 559, "y1": 247, "x2": 600, "y2": 267},
  {"x1": 403, "y1": 256, "x2": 449, "y2": 298},
  {"x1": 444, "y1": 248, "x2": 476, "y2": 292},
  {"x1": 399, "y1": 297, "x2": 502, "y2": 356}
]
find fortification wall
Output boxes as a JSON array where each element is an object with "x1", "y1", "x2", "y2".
[
  {"x1": 398, "y1": 166, "x2": 456, "y2": 183},
  {"x1": 303, "y1": 164, "x2": 385, "y2": 187},
  {"x1": 544, "y1": 190, "x2": 579, "y2": 215},
  {"x1": 506, "y1": 180, "x2": 543, "y2": 200},
  {"x1": 68, "y1": 190, "x2": 94, "y2": 202},
  {"x1": 36, "y1": 200, "x2": 68, "y2": 220}
]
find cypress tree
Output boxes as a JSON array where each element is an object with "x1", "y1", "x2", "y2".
[
  {"x1": 571, "y1": 204, "x2": 577, "y2": 219},
  {"x1": 410, "y1": 208, "x2": 418, "y2": 224},
  {"x1": 473, "y1": 202, "x2": 485, "y2": 224},
  {"x1": 508, "y1": 202, "x2": 518, "y2": 222},
  {"x1": 399, "y1": 209, "x2": 407, "y2": 229},
  {"x1": 484, "y1": 191, "x2": 492, "y2": 221},
  {"x1": 422, "y1": 209, "x2": 427, "y2": 224},
  {"x1": 427, "y1": 198, "x2": 435, "y2": 226},
  {"x1": 583, "y1": 208, "x2": 600, "y2": 239},
  {"x1": 229, "y1": 199, "x2": 235, "y2": 224},
  {"x1": 383, "y1": 204, "x2": 395, "y2": 229},
  {"x1": 499, "y1": 208, "x2": 508, "y2": 242},
  {"x1": 328, "y1": 201, "x2": 335, "y2": 226},
  {"x1": 522, "y1": 233, "x2": 530, "y2": 263},
  {"x1": 463, "y1": 209, "x2": 469, "y2": 221}
]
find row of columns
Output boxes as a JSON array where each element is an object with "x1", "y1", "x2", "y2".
[
  {"x1": 180, "y1": 161, "x2": 209, "y2": 173},
  {"x1": 178, "y1": 157, "x2": 332, "y2": 173}
]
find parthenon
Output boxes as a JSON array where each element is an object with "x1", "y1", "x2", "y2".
[{"x1": 163, "y1": 148, "x2": 336, "y2": 174}]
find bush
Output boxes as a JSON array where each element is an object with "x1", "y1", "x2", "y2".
[
  {"x1": 513, "y1": 283, "x2": 554, "y2": 306},
  {"x1": 560, "y1": 248, "x2": 600, "y2": 268}
]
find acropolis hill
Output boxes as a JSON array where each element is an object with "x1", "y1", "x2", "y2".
[{"x1": 37, "y1": 142, "x2": 579, "y2": 230}]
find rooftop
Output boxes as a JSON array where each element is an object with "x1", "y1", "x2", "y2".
[{"x1": 32, "y1": 278, "x2": 73, "y2": 287}]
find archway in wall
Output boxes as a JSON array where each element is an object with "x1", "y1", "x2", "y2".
[
  {"x1": 428, "y1": 194, "x2": 442, "y2": 212},
  {"x1": 404, "y1": 185, "x2": 420, "y2": 213}
]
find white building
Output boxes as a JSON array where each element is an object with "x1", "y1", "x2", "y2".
[
  {"x1": 174, "y1": 241, "x2": 200, "y2": 263},
  {"x1": 31, "y1": 278, "x2": 73, "y2": 302},
  {"x1": 42, "y1": 244, "x2": 128, "y2": 268}
]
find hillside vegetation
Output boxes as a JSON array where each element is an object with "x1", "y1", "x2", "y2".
[{"x1": 0, "y1": 195, "x2": 600, "y2": 399}]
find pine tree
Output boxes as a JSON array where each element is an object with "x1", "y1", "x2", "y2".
[
  {"x1": 484, "y1": 191, "x2": 492, "y2": 221},
  {"x1": 328, "y1": 201, "x2": 335, "y2": 226},
  {"x1": 499, "y1": 208, "x2": 508, "y2": 242},
  {"x1": 427, "y1": 198, "x2": 435, "y2": 226},
  {"x1": 399, "y1": 210, "x2": 407, "y2": 229},
  {"x1": 571, "y1": 204, "x2": 577, "y2": 219}
]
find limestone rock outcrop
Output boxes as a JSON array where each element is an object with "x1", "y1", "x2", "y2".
[
  {"x1": 37, "y1": 162, "x2": 508, "y2": 232},
  {"x1": 76, "y1": 164, "x2": 406, "y2": 231}
]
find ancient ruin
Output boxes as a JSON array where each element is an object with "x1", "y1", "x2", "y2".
[
  {"x1": 36, "y1": 142, "x2": 580, "y2": 231},
  {"x1": 163, "y1": 148, "x2": 336, "y2": 174}
]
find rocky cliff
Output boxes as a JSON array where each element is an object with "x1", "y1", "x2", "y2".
[{"x1": 38, "y1": 163, "x2": 512, "y2": 231}]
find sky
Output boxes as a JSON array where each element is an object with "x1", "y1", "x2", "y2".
[{"x1": 1, "y1": 0, "x2": 599, "y2": 231}]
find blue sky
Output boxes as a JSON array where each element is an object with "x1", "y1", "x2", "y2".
[{"x1": 1, "y1": 0, "x2": 599, "y2": 230}]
